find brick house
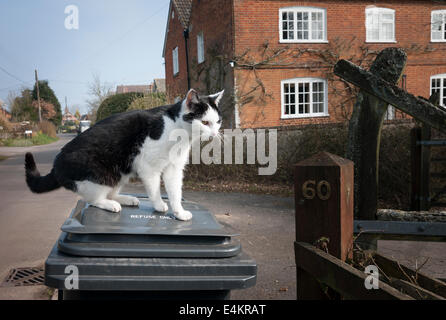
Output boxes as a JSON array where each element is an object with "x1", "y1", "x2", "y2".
[
  {"x1": 163, "y1": 0, "x2": 446, "y2": 128},
  {"x1": 116, "y1": 85, "x2": 153, "y2": 94},
  {"x1": 62, "y1": 106, "x2": 78, "y2": 125},
  {"x1": 0, "y1": 107, "x2": 11, "y2": 120}
]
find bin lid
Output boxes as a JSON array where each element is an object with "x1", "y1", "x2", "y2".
[{"x1": 58, "y1": 195, "x2": 241, "y2": 258}]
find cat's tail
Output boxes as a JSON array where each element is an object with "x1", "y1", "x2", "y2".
[{"x1": 25, "y1": 152, "x2": 61, "y2": 193}]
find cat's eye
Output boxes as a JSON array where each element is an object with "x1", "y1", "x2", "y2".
[{"x1": 202, "y1": 120, "x2": 210, "y2": 126}]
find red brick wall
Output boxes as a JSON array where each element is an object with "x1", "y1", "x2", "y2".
[
  {"x1": 164, "y1": 0, "x2": 236, "y2": 126},
  {"x1": 233, "y1": 0, "x2": 446, "y2": 128},
  {"x1": 187, "y1": 0, "x2": 235, "y2": 127},
  {"x1": 164, "y1": 4, "x2": 189, "y2": 101}
]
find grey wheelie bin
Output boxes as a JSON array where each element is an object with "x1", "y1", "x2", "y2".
[{"x1": 44, "y1": 194, "x2": 257, "y2": 300}]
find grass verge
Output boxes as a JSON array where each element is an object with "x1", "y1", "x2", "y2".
[{"x1": 0, "y1": 132, "x2": 59, "y2": 147}]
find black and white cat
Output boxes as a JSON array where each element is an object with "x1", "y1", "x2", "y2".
[{"x1": 25, "y1": 89, "x2": 223, "y2": 221}]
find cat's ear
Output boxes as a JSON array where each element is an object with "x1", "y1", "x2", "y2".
[
  {"x1": 185, "y1": 89, "x2": 199, "y2": 111},
  {"x1": 209, "y1": 90, "x2": 224, "y2": 106}
]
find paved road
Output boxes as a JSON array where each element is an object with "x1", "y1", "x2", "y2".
[{"x1": 0, "y1": 134, "x2": 79, "y2": 291}]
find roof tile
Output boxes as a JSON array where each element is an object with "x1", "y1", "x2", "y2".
[{"x1": 172, "y1": 0, "x2": 192, "y2": 28}]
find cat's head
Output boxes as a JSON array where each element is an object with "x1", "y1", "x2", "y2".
[{"x1": 182, "y1": 89, "x2": 224, "y2": 139}]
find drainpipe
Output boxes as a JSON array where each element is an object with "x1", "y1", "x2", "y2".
[{"x1": 183, "y1": 28, "x2": 191, "y2": 90}]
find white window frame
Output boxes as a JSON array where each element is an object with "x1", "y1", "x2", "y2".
[
  {"x1": 430, "y1": 74, "x2": 446, "y2": 107},
  {"x1": 172, "y1": 47, "x2": 179, "y2": 76},
  {"x1": 279, "y1": 7, "x2": 327, "y2": 43},
  {"x1": 280, "y1": 77, "x2": 329, "y2": 119},
  {"x1": 365, "y1": 7, "x2": 396, "y2": 43},
  {"x1": 431, "y1": 10, "x2": 446, "y2": 42},
  {"x1": 197, "y1": 31, "x2": 205, "y2": 64}
]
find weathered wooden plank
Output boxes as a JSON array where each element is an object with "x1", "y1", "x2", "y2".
[
  {"x1": 334, "y1": 59, "x2": 446, "y2": 132},
  {"x1": 373, "y1": 253, "x2": 446, "y2": 298},
  {"x1": 295, "y1": 242, "x2": 413, "y2": 300},
  {"x1": 411, "y1": 127, "x2": 422, "y2": 211},
  {"x1": 390, "y1": 278, "x2": 445, "y2": 300},
  {"x1": 344, "y1": 48, "x2": 407, "y2": 220},
  {"x1": 355, "y1": 220, "x2": 446, "y2": 242},
  {"x1": 420, "y1": 124, "x2": 431, "y2": 210}
]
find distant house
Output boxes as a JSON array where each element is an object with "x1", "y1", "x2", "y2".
[
  {"x1": 0, "y1": 107, "x2": 11, "y2": 120},
  {"x1": 163, "y1": 0, "x2": 446, "y2": 128},
  {"x1": 116, "y1": 85, "x2": 152, "y2": 94},
  {"x1": 62, "y1": 106, "x2": 78, "y2": 125},
  {"x1": 151, "y1": 79, "x2": 166, "y2": 93}
]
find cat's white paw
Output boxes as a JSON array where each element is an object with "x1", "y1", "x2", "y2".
[
  {"x1": 108, "y1": 201, "x2": 122, "y2": 213},
  {"x1": 174, "y1": 209, "x2": 193, "y2": 221},
  {"x1": 114, "y1": 195, "x2": 140, "y2": 206},
  {"x1": 92, "y1": 199, "x2": 122, "y2": 213},
  {"x1": 154, "y1": 201, "x2": 169, "y2": 213}
]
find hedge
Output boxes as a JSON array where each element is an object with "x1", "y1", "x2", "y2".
[{"x1": 96, "y1": 92, "x2": 143, "y2": 121}]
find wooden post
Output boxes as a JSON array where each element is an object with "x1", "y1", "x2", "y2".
[
  {"x1": 295, "y1": 152, "x2": 354, "y2": 299},
  {"x1": 410, "y1": 127, "x2": 422, "y2": 211},
  {"x1": 35, "y1": 69, "x2": 42, "y2": 123},
  {"x1": 410, "y1": 124, "x2": 431, "y2": 211},
  {"x1": 342, "y1": 48, "x2": 407, "y2": 220},
  {"x1": 410, "y1": 92, "x2": 439, "y2": 211},
  {"x1": 420, "y1": 124, "x2": 431, "y2": 210}
]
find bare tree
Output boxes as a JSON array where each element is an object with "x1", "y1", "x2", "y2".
[
  {"x1": 85, "y1": 73, "x2": 114, "y2": 122},
  {"x1": 7, "y1": 90, "x2": 18, "y2": 110}
]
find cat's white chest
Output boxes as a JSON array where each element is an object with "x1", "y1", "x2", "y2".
[{"x1": 132, "y1": 116, "x2": 191, "y2": 174}]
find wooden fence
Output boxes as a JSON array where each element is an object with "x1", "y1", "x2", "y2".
[
  {"x1": 294, "y1": 152, "x2": 446, "y2": 300},
  {"x1": 294, "y1": 48, "x2": 446, "y2": 299}
]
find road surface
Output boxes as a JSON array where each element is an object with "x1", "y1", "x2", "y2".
[{"x1": 0, "y1": 134, "x2": 79, "y2": 297}]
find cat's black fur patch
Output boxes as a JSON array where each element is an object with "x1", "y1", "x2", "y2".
[{"x1": 53, "y1": 107, "x2": 167, "y2": 189}]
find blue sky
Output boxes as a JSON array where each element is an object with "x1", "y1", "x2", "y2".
[{"x1": 0, "y1": 0, "x2": 170, "y2": 114}]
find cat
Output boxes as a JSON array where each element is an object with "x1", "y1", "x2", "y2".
[{"x1": 25, "y1": 89, "x2": 223, "y2": 221}]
